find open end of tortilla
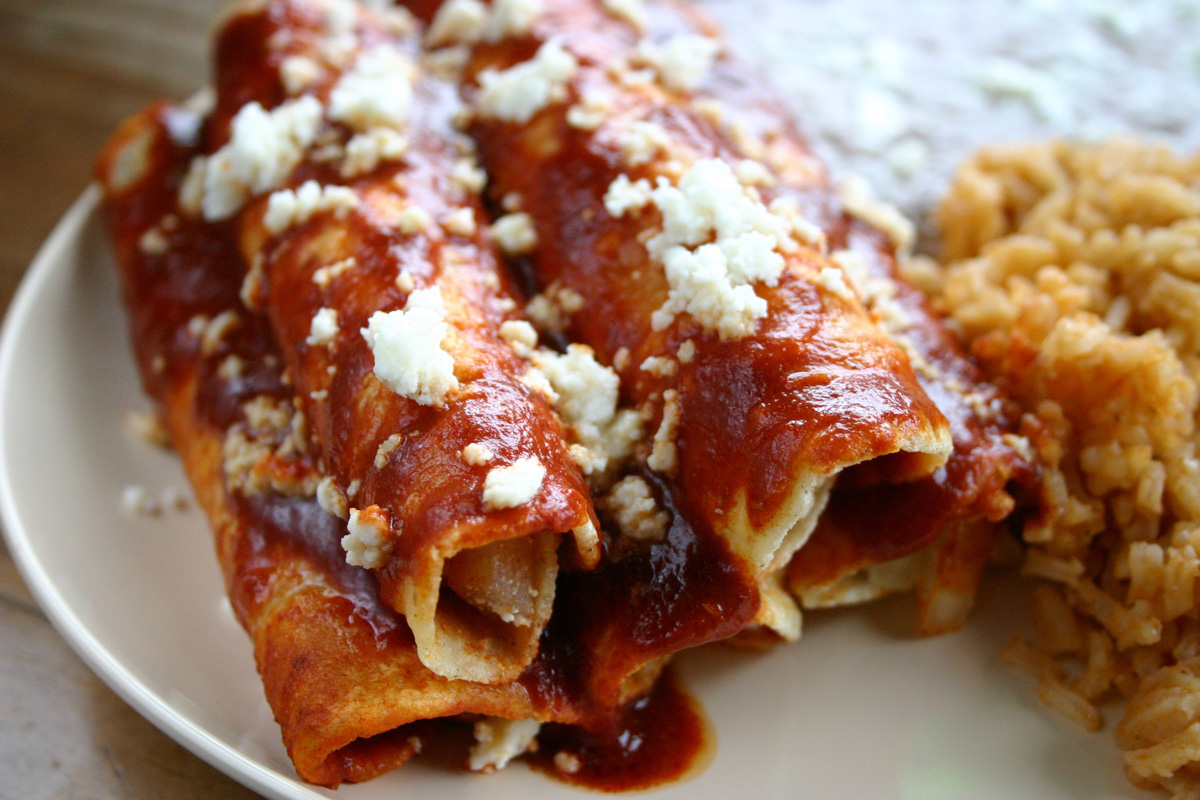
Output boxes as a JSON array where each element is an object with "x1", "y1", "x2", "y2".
[{"x1": 398, "y1": 532, "x2": 560, "y2": 684}]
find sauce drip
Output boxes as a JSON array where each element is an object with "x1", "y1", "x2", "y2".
[{"x1": 529, "y1": 668, "x2": 713, "y2": 792}]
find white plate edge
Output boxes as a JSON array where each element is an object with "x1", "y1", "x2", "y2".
[{"x1": 0, "y1": 185, "x2": 328, "y2": 800}]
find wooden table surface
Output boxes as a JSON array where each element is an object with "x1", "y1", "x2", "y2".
[{"x1": 0, "y1": 1, "x2": 264, "y2": 797}]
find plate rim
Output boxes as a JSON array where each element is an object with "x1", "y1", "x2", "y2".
[{"x1": 0, "y1": 186, "x2": 328, "y2": 800}]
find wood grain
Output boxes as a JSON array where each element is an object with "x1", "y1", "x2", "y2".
[{"x1": 0, "y1": 1, "x2": 264, "y2": 797}]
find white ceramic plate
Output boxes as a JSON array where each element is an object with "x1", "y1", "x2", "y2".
[{"x1": 0, "y1": 188, "x2": 1157, "y2": 800}]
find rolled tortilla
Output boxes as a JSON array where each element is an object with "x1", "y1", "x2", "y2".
[
  {"x1": 418, "y1": 0, "x2": 955, "y2": 644},
  {"x1": 670, "y1": 13, "x2": 1036, "y2": 632},
  {"x1": 180, "y1": 0, "x2": 600, "y2": 684},
  {"x1": 97, "y1": 101, "x2": 598, "y2": 784}
]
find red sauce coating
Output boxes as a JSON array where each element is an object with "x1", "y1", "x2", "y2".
[
  {"x1": 462, "y1": 0, "x2": 954, "y2": 564},
  {"x1": 210, "y1": 3, "x2": 597, "y2": 605},
  {"x1": 528, "y1": 668, "x2": 713, "y2": 792},
  {"x1": 99, "y1": 75, "x2": 713, "y2": 795}
]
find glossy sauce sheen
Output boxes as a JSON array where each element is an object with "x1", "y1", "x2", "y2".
[
  {"x1": 529, "y1": 668, "x2": 712, "y2": 791},
  {"x1": 99, "y1": 25, "x2": 713, "y2": 795},
  {"x1": 200, "y1": 2, "x2": 614, "y2": 693},
  {"x1": 402, "y1": 0, "x2": 1041, "y2": 643},
  {"x1": 213, "y1": 5, "x2": 595, "y2": 593},
  {"x1": 461, "y1": 0, "x2": 954, "y2": 553}
]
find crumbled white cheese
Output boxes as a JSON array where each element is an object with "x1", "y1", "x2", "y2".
[
  {"x1": 532, "y1": 344, "x2": 643, "y2": 476},
  {"x1": 482, "y1": 0, "x2": 543, "y2": 43},
  {"x1": 468, "y1": 718, "x2": 541, "y2": 773},
  {"x1": 329, "y1": 45, "x2": 415, "y2": 132},
  {"x1": 341, "y1": 127, "x2": 408, "y2": 177},
  {"x1": 313, "y1": 257, "x2": 356, "y2": 289},
  {"x1": 814, "y1": 265, "x2": 855, "y2": 302},
  {"x1": 676, "y1": 339, "x2": 696, "y2": 363},
  {"x1": 374, "y1": 432, "x2": 404, "y2": 468},
  {"x1": 264, "y1": 180, "x2": 359, "y2": 235},
  {"x1": 646, "y1": 159, "x2": 797, "y2": 339},
  {"x1": 554, "y1": 750, "x2": 583, "y2": 775},
  {"x1": 316, "y1": 476, "x2": 349, "y2": 520},
  {"x1": 474, "y1": 40, "x2": 578, "y2": 124},
  {"x1": 603, "y1": 174, "x2": 654, "y2": 217},
  {"x1": 424, "y1": 44, "x2": 472, "y2": 80},
  {"x1": 482, "y1": 456, "x2": 546, "y2": 510},
  {"x1": 395, "y1": 269, "x2": 416, "y2": 292},
  {"x1": 617, "y1": 66, "x2": 657, "y2": 88},
  {"x1": 186, "y1": 314, "x2": 209, "y2": 339},
  {"x1": 619, "y1": 120, "x2": 672, "y2": 167},
  {"x1": 123, "y1": 410, "x2": 170, "y2": 448},
  {"x1": 222, "y1": 396, "x2": 316, "y2": 497},
  {"x1": 499, "y1": 319, "x2": 539, "y2": 356},
  {"x1": 637, "y1": 34, "x2": 720, "y2": 93},
  {"x1": 243, "y1": 395, "x2": 291, "y2": 433},
  {"x1": 735, "y1": 159, "x2": 774, "y2": 187},
  {"x1": 138, "y1": 226, "x2": 169, "y2": 256},
  {"x1": 181, "y1": 97, "x2": 323, "y2": 221},
  {"x1": 612, "y1": 347, "x2": 631, "y2": 371},
  {"x1": 489, "y1": 212, "x2": 538, "y2": 255},
  {"x1": 830, "y1": 248, "x2": 912, "y2": 333},
  {"x1": 566, "y1": 87, "x2": 613, "y2": 130},
  {"x1": 838, "y1": 175, "x2": 915, "y2": 255},
  {"x1": 640, "y1": 355, "x2": 677, "y2": 376},
  {"x1": 526, "y1": 282, "x2": 584, "y2": 334},
  {"x1": 361, "y1": 286, "x2": 459, "y2": 406},
  {"x1": 767, "y1": 197, "x2": 826, "y2": 250},
  {"x1": 426, "y1": 0, "x2": 487, "y2": 47},
  {"x1": 602, "y1": 0, "x2": 646, "y2": 30},
  {"x1": 217, "y1": 354, "x2": 245, "y2": 381},
  {"x1": 396, "y1": 205, "x2": 433, "y2": 234},
  {"x1": 520, "y1": 366, "x2": 559, "y2": 403},
  {"x1": 461, "y1": 442, "x2": 495, "y2": 466},
  {"x1": 306, "y1": 307, "x2": 340, "y2": 347},
  {"x1": 442, "y1": 207, "x2": 477, "y2": 237},
  {"x1": 342, "y1": 505, "x2": 393, "y2": 568},
  {"x1": 603, "y1": 475, "x2": 669, "y2": 542},
  {"x1": 280, "y1": 55, "x2": 322, "y2": 95},
  {"x1": 647, "y1": 389, "x2": 680, "y2": 474},
  {"x1": 200, "y1": 310, "x2": 240, "y2": 356},
  {"x1": 120, "y1": 485, "x2": 161, "y2": 516},
  {"x1": 450, "y1": 158, "x2": 487, "y2": 193}
]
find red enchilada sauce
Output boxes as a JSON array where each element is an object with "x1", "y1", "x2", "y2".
[
  {"x1": 528, "y1": 668, "x2": 714, "y2": 791},
  {"x1": 103, "y1": 101, "x2": 719, "y2": 792}
]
